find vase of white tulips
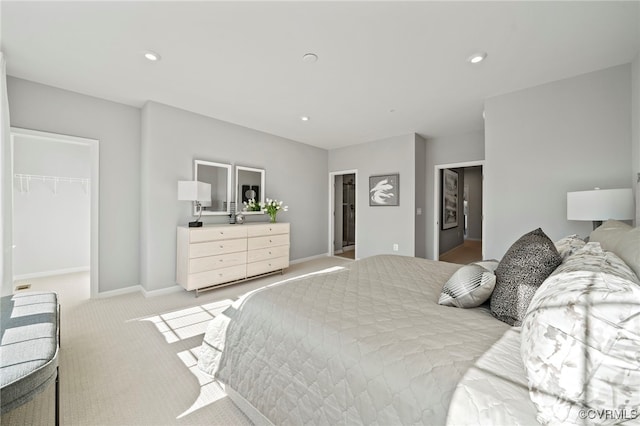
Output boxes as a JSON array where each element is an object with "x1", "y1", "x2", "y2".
[{"x1": 263, "y1": 198, "x2": 288, "y2": 223}]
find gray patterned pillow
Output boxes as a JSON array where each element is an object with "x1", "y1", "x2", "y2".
[
  {"x1": 439, "y1": 264, "x2": 496, "y2": 308},
  {"x1": 490, "y1": 228, "x2": 562, "y2": 326},
  {"x1": 521, "y1": 244, "x2": 640, "y2": 425}
]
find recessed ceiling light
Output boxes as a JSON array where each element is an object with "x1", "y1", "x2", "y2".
[
  {"x1": 302, "y1": 53, "x2": 318, "y2": 63},
  {"x1": 144, "y1": 51, "x2": 161, "y2": 61},
  {"x1": 467, "y1": 52, "x2": 487, "y2": 64},
  {"x1": 300, "y1": 116, "x2": 310, "y2": 122}
]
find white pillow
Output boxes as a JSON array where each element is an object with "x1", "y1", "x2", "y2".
[
  {"x1": 554, "y1": 234, "x2": 586, "y2": 262},
  {"x1": 439, "y1": 263, "x2": 496, "y2": 308},
  {"x1": 521, "y1": 244, "x2": 640, "y2": 425},
  {"x1": 590, "y1": 220, "x2": 640, "y2": 280}
]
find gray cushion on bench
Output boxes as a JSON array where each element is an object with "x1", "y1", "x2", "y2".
[{"x1": 1, "y1": 292, "x2": 59, "y2": 414}]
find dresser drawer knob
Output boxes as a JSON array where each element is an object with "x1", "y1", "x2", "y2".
[
  {"x1": 269, "y1": 251, "x2": 272, "y2": 255},
  {"x1": 269, "y1": 239, "x2": 272, "y2": 243},
  {"x1": 220, "y1": 245, "x2": 224, "y2": 248}
]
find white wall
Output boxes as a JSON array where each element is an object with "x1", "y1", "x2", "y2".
[
  {"x1": 632, "y1": 52, "x2": 640, "y2": 225},
  {"x1": 329, "y1": 133, "x2": 416, "y2": 259},
  {"x1": 140, "y1": 101, "x2": 328, "y2": 292},
  {"x1": 414, "y1": 135, "x2": 427, "y2": 258},
  {"x1": 484, "y1": 64, "x2": 632, "y2": 259},
  {"x1": 12, "y1": 136, "x2": 90, "y2": 277},
  {"x1": 425, "y1": 130, "x2": 484, "y2": 259},
  {"x1": 7, "y1": 77, "x2": 141, "y2": 293}
]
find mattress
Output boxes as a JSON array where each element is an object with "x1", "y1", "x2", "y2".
[{"x1": 198, "y1": 255, "x2": 511, "y2": 425}]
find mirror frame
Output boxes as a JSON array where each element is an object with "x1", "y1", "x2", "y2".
[
  {"x1": 235, "y1": 165, "x2": 266, "y2": 215},
  {"x1": 194, "y1": 159, "x2": 232, "y2": 216}
]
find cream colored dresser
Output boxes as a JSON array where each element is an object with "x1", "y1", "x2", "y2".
[{"x1": 176, "y1": 223, "x2": 290, "y2": 295}]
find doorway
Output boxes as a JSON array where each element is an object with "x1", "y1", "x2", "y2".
[
  {"x1": 433, "y1": 161, "x2": 484, "y2": 263},
  {"x1": 10, "y1": 128, "x2": 99, "y2": 301},
  {"x1": 328, "y1": 170, "x2": 357, "y2": 260}
]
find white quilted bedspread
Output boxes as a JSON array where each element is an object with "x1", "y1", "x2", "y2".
[
  {"x1": 446, "y1": 328, "x2": 539, "y2": 425},
  {"x1": 198, "y1": 255, "x2": 510, "y2": 425}
]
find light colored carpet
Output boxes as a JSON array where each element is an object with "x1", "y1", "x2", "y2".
[{"x1": 1, "y1": 256, "x2": 351, "y2": 426}]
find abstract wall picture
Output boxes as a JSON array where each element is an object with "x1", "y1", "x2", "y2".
[
  {"x1": 442, "y1": 168, "x2": 459, "y2": 229},
  {"x1": 369, "y1": 174, "x2": 399, "y2": 206}
]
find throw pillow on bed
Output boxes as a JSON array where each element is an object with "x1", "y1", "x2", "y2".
[
  {"x1": 590, "y1": 220, "x2": 640, "y2": 280},
  {"x1": 438, "y1": 263, "x2": 496, "y2": 308},
  {"x1": 490, "y1": 228, "x2": 562, "y2": 326},
  {"x1": 554, "y1": 234, "x2": 586, "y2": 262},
  {"x1": 521, "y1": 244, "x2": 640, "y2": 425}
]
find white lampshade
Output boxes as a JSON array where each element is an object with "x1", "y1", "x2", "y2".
[
  {"x1": 567, "y1": 188, "x2": 634, "y2": 221},
  {"x1": 178, "y1": 181, "x2": 211, "y2": 202}
]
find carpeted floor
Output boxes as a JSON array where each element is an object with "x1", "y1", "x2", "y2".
[{"x1": 1, "y1": 256, "x2": 351, "y2": 426}]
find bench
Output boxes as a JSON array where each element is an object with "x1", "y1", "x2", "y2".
[{"x1": 1, "y1": 291, "x2": 60, "y2": 425}]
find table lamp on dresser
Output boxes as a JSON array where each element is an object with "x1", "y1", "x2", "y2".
[{"x1": 178, "y1": 180, "x2": 211, "y2": 227}]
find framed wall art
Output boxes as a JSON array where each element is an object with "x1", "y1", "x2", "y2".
[
  {"x1": 369, "y1": 173, "x2": 399, "y2": 206},
  {"x1": 442, "y1": 168, "x2": 459, "y2": 229}
]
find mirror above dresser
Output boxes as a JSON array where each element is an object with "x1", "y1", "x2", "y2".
[
  {"x1": 236, "y1": 165, "x2": 265, "y2": 215},
  {"x1": 194, "y1": 160, "x2": 232, "y2": 215}
]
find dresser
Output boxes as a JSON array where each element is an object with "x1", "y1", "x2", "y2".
[{"x1": 176, "y1": 223, "x2": 290, "y2": 295}]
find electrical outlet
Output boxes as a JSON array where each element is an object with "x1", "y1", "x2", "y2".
[{"x1": 393, "y1": 243, "x2": 399, "y2": 251}]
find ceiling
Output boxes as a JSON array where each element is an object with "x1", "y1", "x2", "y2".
[{"x1": 2, "y1": 1, "x2": 639, "y2": 150}]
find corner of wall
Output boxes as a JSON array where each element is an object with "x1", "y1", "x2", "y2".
[{"x1": 632, "y1": 52, "x2": 640, "y2": 225}]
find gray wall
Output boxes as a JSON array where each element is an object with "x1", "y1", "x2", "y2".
[
  {"x1": 328, "y1": 133, "x2": 416, "y2": 259},
  {"x1": 464, "y1": 166, "x2": 483, "y2": 240},
  {"x1": 414, "y1": 135, "x2": 427, "y2": 258},
  {"x1": 7, "y1": 77, "x2": 141, "y2": 293},
  {"x1": 633, "y1": 52, "x2": 640, "y2": 224},
  {"x1": 140, "y1": 102, "x2": 328, "y2": 292},
  {"x1": 439, "y1": 168, "x2": 465, "y2": 254},
  {"x1": 484, "y1": 64, "x2": 632, "y2": 259},
  {"x1": 425, "y1": 130, "x2": 484, "y2": 259},
  {"x1": 13, "y1": 136, "x2": 90, "y2": 276},
  {"x1": 1, "y1": 54, "x2": 12, "y2": 295}
]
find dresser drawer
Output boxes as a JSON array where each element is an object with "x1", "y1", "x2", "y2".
[
  {"x1": 248, "y1": 234, "x2": 289, "y2": 250},
  {"x1": 187, "y1": 264, "x2": 246, "y2": 290},
  {"x1": 190, "y1": 226, "x2": 247, "y2": 243},
  {"x1": 247, "y1": 223, "x2": 290, "y2": 237},
  {"x1": 189, "y1": 238, "x2": 247, "y2": 259},
  {"x1": 247, "y1": 245, "x2": 289, "y2": 263},
  {"x1": 247, "y1": 256, "x2": 289, "y2": 277},
  {"x1": 189, "y1": 251, "x2": 247, "y2": 274}
]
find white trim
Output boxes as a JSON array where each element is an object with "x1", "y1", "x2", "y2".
[
  {"x1": 328, "y1": 169, "x2": 358, "y2": 260},
  {"x1": 95, "y1": 285, "x2": 142, "y2": 299},
  {"x1": 14, "y1": 266, "x2": 90, "y2": 281},
  {"x1": 433, "y1": 161, "x2": 485, "y2": 261},
  {"x1": 290, "y1": 253, "x2": 329, "y2": 265},
  {"x1": 142, "y1": 285, "x2": 183, "y2": 298},
  {"x1": 11, "y1": 127, "x2": 100, "y2": 298}
]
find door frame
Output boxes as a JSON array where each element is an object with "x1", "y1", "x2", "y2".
[
  {"x1": 328, "y1": 169, "x2": 358, "y2": 259},
  {"x1": 10, "y1": 127, "x2": 100, "y2": 298},
  {"x1": 433, "y1": 160, "x2": 484, "y2": 260}
]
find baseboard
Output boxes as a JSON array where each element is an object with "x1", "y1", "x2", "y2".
[
  {"x1": 14, "y1": 266, "x2": 90, "y2": 281},
  {"x1": 96, "y1": 285, "x2": 143, "y2": 299},
  {"x1": 465, "y1": 237, "x2": 482, "y2": 242},
  {"x1": 141, "y1": 285, "x2": 183, "y2": 298},
  {"x1": 290, "y1": 253, "x2": 329, "y2": 265}
]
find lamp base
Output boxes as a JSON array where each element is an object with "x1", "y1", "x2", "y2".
[{"x1": 188, "y1": 221, "x2": 203, "y2": 228}]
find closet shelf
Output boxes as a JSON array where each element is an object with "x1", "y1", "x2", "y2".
[{"x1": 14, "y1": 173, "x2": 90, "y2": 194}]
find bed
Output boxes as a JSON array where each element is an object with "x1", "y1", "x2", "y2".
[
  {"x1": 198, "y1": 221, "x2": 640, "y2": 425},
  {"x1": 198, "y1": 255, "x2": 511, "y2": 424}
]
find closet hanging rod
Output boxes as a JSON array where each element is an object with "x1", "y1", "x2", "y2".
[{"x1": 14, "y1": 173, "x2": 90, "y2": 184}]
